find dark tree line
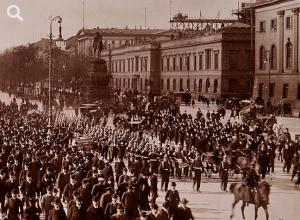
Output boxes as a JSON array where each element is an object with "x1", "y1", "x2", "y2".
[{"x1": 0, "y1": 44, "x2": 88, "y2": 93}]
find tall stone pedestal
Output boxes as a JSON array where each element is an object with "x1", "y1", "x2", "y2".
[{"x1": 83, "y1": 59, "x2": 112, "y2": 103}]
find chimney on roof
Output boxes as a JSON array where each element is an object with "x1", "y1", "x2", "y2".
[
  {"x1": 125, "y1": 25, "x2": 128, "y2": 29},
  {"x1": 140, "y1": 25, "x2": 142, "y2": 30},
  {"x1": 135, "y1": 25, "x2": 136, "y2": 29}
]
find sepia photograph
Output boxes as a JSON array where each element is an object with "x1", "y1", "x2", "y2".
[{"x1": 0, "y1": 0, "x2": 299, "y2": 219}]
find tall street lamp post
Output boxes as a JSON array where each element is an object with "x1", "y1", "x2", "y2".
[
  {"x1": 264, "y1": 50, "x2": 271, "y2": 98},
  {"x1": 48, "y1": 16, "x2": 62, "y2": 131}
]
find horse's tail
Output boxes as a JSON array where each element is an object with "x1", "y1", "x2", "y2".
[{"x1": 230, "y1": 183, "x2": 238, "y2": 193}]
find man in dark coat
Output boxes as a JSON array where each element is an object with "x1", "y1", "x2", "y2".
[
  {"x1": 67, "y1": 197, "x2": 86, "y2": 220},
  {"x1": 41, "y1": 185, "x2": 55, "y2": 220},
  {"x1": 115, "y1": 157, "x2": 127, "y2": 184},
  {"x1": 100, "y1": 186, "x2": 113, "y2": 210},
  {"x1": 121, "y1": 185, "x2": 139, "y2": 220},
  {"x1": 3, "y1": 189, "x2": 23, "y2": 220},
  {"x1": 56, "y1": 167, "x2": 69, "y2": 192},
  {"x1": 105, "y1": 193, "x2": 119, "y2": 219},
  {"x1": 48, "y1": 198, "x2": 67, "y2": 220},
  {"x1": 85, "y1": 196, "x2": 105, "y2": 220},
  {"x1": 165, "y1": 182, "x2": 180, "y2": 217}
]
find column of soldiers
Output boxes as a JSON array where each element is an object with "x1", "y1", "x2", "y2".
[{"x1": 0, "y1": 93, "x2": 299, "y2": 220}]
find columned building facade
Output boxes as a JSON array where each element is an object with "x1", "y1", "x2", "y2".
[
  {"x1": 102, "y1": 23, "x2": 252, "y2": 98},
  {"x1": 252, "y1": 0, "x2": 300, "y2": 108}
]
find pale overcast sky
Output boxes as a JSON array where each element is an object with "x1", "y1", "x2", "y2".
[{"x1": 0, "y1": 0, "x2": 247, "y2": 51}]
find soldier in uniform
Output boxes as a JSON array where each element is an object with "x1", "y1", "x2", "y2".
[
  {"x1": 159, "y1": 155, "x2": 171, "y2": 192},
  {"x1": 191, "y1": 153, "x2": 203, "y2": 192},
  {"x1": 220, "y1": 155, "x2": 229, "y2": 192}
]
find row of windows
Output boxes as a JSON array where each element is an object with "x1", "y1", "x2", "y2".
[
  {"x1": 259, "y1": 39, "x2": 293, "y2": 70},
  {"x1": 160, "y1": 78, "x2": 219, "y2": 93},
  {"x1": 111, "y1": 56, "x2": 148, "y2": 73},
  {"x1": 161, "y1": 50, "x2": 219, "y2": 72},
  {"x1": 259, "y1": 16, "x2": 293, "y2": 33},
  {"x1": 112, "y1": 78, "x2": 220, "y2": 93},
  {"x1": 258, "y1": 83, "x2": 300, "y2": 100}
]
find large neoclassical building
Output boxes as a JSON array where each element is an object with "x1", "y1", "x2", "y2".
[
  {"x1": 101, "y1": 23, "x2": 253, "y2": 99},
  {"x1": 251, "y1": 0, "x2": 300, "y2": 108}
]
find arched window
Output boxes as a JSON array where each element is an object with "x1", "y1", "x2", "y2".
[
  {"x1": 194, "y1": 79, "x2": 197, "y2": 91},
  {"x1": 259, "y1": 46, "x2": 265, "y2": 70},
  {"x1": 286, "y1": 39, "x2": 293, "y2": 69},
  {"x1": 173, "y1": 79, "x2": 176, "y2": 91},
  {"x1": 161, "y1": 79, "x2": 164, "y2": 90},
  {"x1": 213, "y1": 79, "x2": 218, "y2": 93},
  {"x1": 205, "y1": 78, "x2": 210, "y2": 93},
  {"x1": 187, "y1": 79, "x2": 190, "y2": 91},
  {"x1": 270, "y1": 44, "x2": 277, "y2": 70},
  {"x1": 180, "y1": 79, "x2": 183, "y2": 91},
  {"x1": 123, "y1": 78, "x2": 126, "y2": 88},
  {"x1": 198, "y1": 79, "x2": 202, "y2": 92},
  {"x1": 128, "y1": 78, "x2": 130, "y2": 88},
  {"x1": 167, "y1": 79, "x2": 170, "y2": 90}
]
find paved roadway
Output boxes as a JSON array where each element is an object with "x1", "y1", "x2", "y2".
[{"x1": 1, "y1": 91, "x2": 300, "y2": 219}]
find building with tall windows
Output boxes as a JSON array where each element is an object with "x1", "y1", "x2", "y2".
[
  {"x1": 251, "y1": 0, "x2": 300, "y2": 108},
  {"x1": 102, "y1": 22, "x2": 252, "y2": 98}
]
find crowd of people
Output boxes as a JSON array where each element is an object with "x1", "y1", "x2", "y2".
[{"x1": 0, "y1": 92, "x2": 299, "y2": 220}]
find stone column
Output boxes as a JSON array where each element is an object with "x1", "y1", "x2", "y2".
[
  {"x1": 277, "y1": 10, "x2": 285, "y2": 73},
  {"x1": 292, "y1": 8, "x2": 299, "y2": 72}
]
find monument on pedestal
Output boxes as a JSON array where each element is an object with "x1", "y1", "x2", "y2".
[{"x1": 83, "y1": 32, "x2": 112, "y2": 103}]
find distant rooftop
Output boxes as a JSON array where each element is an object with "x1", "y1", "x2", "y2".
[{"x1": 77, "y1": 27, "x2": 168, "y2": 37}]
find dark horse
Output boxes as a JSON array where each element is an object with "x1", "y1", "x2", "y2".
[{"x1": 230, "y1": 181, "x2": 271, "y2": 220}]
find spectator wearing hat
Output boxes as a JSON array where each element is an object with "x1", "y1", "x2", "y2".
[
  {"x1": 173, "y1": 198, "x2": 194, "y2": 220},
  {"x1": 111, "y1": 203, "x2": 128, "y2": 220},
  {"x1": 48, "y1": 198, "x2": 67, "y2": 220},
  {"x1": 6, "y1": 172, "x2": 18, "y2": 199},
  {"x1": 100, "y1": 186, "x2": 113, "y2": 210},
  {"x1": 0, "y1": 169, "x2": 7, "y2": 210},
  {"x1": 78, "y1": 178, "x2": 92, "y2": 211},
  {"x1": 165, "y1": 182, "x2": 180, "y2": 217},
  {"x1": 137, "y1": 172, "x2": 150, "y2": 211},
  {"x1": 62, "y1": 174, "x2": 78, "y2": 204},
  {"x1": 20, "y1": 174, "x2": 38, "y2": 206},
  {"x1": 56, "y1": 167, "x2": 69, "y2": 193},
  {"x1": 68, "y1": 197, "x2": 86, "y2": 220},
  {"x1": 91, "y1": 177, "x2": 106, "y2": 199},
  {"x1": 3, "y1": 189, "x2": 23, "y2": 220},
  {"x1": 85, "y1": 196, "x2": 105, "y2": 220},
  {"x1": 23, "y1": 197, "x2": 42, "y2": 220},
  {"x1": 121, "y1": 184, "x2": 139, "y2": 220},
  {"x1": 41, "y1": 185, "x2": 55, "y2": 220},
  {"x1": 105, "y1": 193, "x2": 119, "y2": 219}
]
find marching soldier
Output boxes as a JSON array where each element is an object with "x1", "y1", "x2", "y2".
[
  {"x1": 159, "y1": 155, "x2": 171, "y2": 192},
  {"x1": 220, "y1": 155, "x2": 229, "y2": 192},
  {"x1": 191, "y1": 153, "x2": 203, "y2": 192}
]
